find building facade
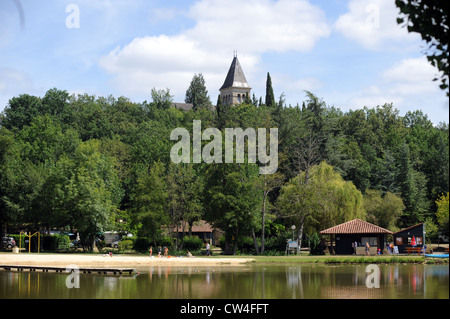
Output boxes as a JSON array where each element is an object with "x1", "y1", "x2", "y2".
[
  {"x1": 393, "y1": 223, "x2": 425, "y2": 254},
  {"x1": 320, "y1": 219, "x2": 393, "y2": 255}
]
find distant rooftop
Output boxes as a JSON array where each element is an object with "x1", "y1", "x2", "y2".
[
  {"x1": 172, "y1": 102, "x2": 193, "y2": 111},
  {"x1": 220, "y1": 56, "x2": 251, "y2": 90}
]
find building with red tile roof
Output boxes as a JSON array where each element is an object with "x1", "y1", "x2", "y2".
[{"x1": 320, "y1": 219, "x2": 392, "y2": 255}]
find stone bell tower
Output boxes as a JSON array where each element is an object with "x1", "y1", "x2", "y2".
[{"x1": 219, "y1": 53, "x2": 251, "y2": 106}]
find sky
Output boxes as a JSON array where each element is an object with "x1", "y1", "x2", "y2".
[{"x1": 0, "y1": 0, "x2": 448, "y2": 125}]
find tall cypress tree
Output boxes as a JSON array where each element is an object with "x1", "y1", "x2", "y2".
[{"x1": 265, "y1": 72, "x2": 275, "y2": 107}]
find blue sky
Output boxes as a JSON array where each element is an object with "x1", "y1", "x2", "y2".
[{"x1": 1, "y1": 0, "x2": 448, "y2": 124}]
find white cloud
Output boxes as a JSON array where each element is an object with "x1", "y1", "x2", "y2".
[
  {"x1": 335, "y1": 0, "x2": 419, "y2": 50},
  {"x1": 186, "y1": 0, "x2": 330, "y2": 53},
  {"x1": 336, "y1": 57, "x2": 446, "y2": 121},
  {"x1": 100, "y1": 35, "x2": 259, "y2": 99},
  {"x1": 382, "y1": 57, "x2": 440, "y2": 95},
  {"x1": 0, "y1": 67, "x2": 37, "y2": 110},
  {"x1": 0, "y1": 68, "x2": 33, "y2": 96},
  {"x1": 99, "y1": 0, "x2": 330, "y2": 101}
]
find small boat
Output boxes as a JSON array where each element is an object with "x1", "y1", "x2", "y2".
[{"x1": 425, "y1": 254, "x2": 449, "y2": 258}]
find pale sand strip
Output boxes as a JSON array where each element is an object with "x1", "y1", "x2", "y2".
[{"x1": 0, "y1": 253, "x2": 253, "y2": 268}]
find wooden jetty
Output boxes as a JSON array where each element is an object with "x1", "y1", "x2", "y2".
[{"x1": 0, "y1": 265, "x2": 136, "y2": 275}]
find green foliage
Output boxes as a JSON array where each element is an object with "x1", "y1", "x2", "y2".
[
  {"x1": 204, "y1": 163, "x2": 261, "y2": 254},
  {"x1": 118, "y1": 239, "x2": 133, "y2": 252},
  {"x1": 185, "y1": 73, "x2": 211, "y2": 110},
  {"x1": 306, "y1": 232, "x2": 323, "y2": 255},
  {"x1": 151, "y1": 88, "x2": 173, "y2": 110},
  {"x1": 0, "y1": 86, "x2": 448, "y2": 255},
  {"x1": 1, "y1": 94, "x2": 42, "y2": 130},
  {"x1": 435, "y1": 192, "x2": 449, "y2": 236},
  {"x1": 364, "y1": 189, "x2": 405, "y2": 229},
  {"x1": 56, "y1": 234, "x2": 70, "y2": 251},
  {"x1": 277, "y1": 161, "x2": 365, "y2": 232},
  {"x1": 182, "y1": 236, "x2": 203, "y2": 251},
  {"x1": 130, "y1": 161, "x2": 169, "y2": 241},
  {"x1": 265, "y1": 73, "x2": 275, "y2": 107}
]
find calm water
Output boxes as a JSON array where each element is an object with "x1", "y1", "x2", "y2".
[{"x1": 0, "y1": 264, "x2": 448, "y2": 299}]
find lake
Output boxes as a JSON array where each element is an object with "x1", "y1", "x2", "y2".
[{"x1": 0, "y1": 264, "x2": 448, "y2": 299}]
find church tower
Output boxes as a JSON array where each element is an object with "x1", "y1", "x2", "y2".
[{"x1": 220, "y1": 54, "x2": 251, "y2": 105}]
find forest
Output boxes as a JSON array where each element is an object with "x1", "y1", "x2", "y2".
[{"x1": 0, "y1": 74, "x2": 448, "y2": 254}]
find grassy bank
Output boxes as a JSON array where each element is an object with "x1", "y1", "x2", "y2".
[{"x1": 231, "y1": 254, "x2": 448, "y2": 265}]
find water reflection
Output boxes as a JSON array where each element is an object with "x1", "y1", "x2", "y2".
[{"x1": 0, "y1": 264, "x2": 448, "y2": 299}]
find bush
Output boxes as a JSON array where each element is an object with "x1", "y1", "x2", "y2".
[
  {"x1": 118, "y1": 239, "x2": 133, "y2": 252},
  {"x1": 156, "y1": 236, "x2": 172, "y2": 248},
  {"x1": 264, "y1": 231, "x2": 291, "y2": 251},
  {"x1": 182, "y1": 236, "x2": 203, "y2": 251},
  {"x1": 134, "y1": 237, "x2": 151, "y2": 252},
  {"x1": 307, "y1": 232, "x2": 324, "y2": 255},
  {"x1": 56, "y1": 234, "x2": 70, "y2": 251},
  {"x1": 237, "y1": 236, "x2": 253, "y2": 253}
]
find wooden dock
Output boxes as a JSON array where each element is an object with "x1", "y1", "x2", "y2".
[{"x1": 0, "y1": 265, "x2": 136, "y2": 275}]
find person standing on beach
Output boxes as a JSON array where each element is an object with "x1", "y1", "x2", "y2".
[
  {"x1": 164, "y1": 246, "x2": 168, "y2": 257},
  {"x1": 149, "y1": 246, "x2": 153, "y2": 257},
  {"x1": 365, "y1": 242, "x2": 370, "y2": 256},
  {"x1": 206, "y1": 242, "x2": 210, "y2": 256}
]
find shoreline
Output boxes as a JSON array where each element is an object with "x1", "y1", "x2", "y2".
[{"x1": 0, "y1": 253, "x2": 254, "y2": 268}]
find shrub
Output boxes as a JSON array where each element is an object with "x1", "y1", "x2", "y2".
[
  {"x1": 134, "y1": 237, "x2": 151, "y2": 252},
  {"x1": 118, "y1": 239, "x2": 133, "y2": 252},
  {"x1": 182, "y1": 236, "x2": 203, "y2": 251},
  {"x1": 237, "y1": 236, "x2": 256, "y2": 253},
  {"x1": 265, "y1": 231, "x2": 291, "y2": 251},
  {"x1": 307, "y1": 232, "x2": 324, "y2": 255},
  {"x1": 56, "y1": 234, "x2": 70, "y2": 251}
]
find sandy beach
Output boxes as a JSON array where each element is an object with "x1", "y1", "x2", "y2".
[{"x1": 0, "y1": 253, "x2": 253, "y2": 269}]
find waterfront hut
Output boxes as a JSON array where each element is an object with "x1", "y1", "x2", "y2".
[
  {"x1": 393, "y1": 223, "x2": 425, "y2": 254},
  {"x1": 320, "y1": 219, "x2": 393, "y2": 255},
  {"x1": 172, "y1": 220, "x2": 223, "y2": 246}
]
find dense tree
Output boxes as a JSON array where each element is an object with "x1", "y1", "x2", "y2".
[
  {"x1": 277, "y1": 161, "x2": 364, "y2": 251},
  {"x1": 1, "y1": 94, "x2": 42, "y2": 130},
  {"x1": 0, "y1": 86, "x2": 448, "y2": 254},
  {"x1": 364, "y1": 189, "x2": 405, "y2": 230},
  {"x1": 46, "y1": 140, "x2": 122, "y2": 250},
  {"x1": 129, "y1": 161, "x2": 169, "y2": 242},
  {"x1": 150, "y1": 88, "x2": 173, "y2": 110},
  {"x1": 185, "y1": 73, "x2": 212, "y2": 110},
  {"x1": 166, "y1": 163, "x2": 204, "y2": 249},
  {"x1": 265, "y1": 73, "x2": 275, "y2": 107},
  {"x1": 203, "y1": 163, "x2": 261, "y2": 254},
  {"x1": 435, "y1": 192, "x2": 449, "y2": 237}
]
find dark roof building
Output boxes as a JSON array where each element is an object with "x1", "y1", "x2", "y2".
[
  {"x1": 320, "y1": 219, "x2": 392, "y2": 255},
  {"x1": 393, "y1": 223, "x2": 425, "y2": 253}
]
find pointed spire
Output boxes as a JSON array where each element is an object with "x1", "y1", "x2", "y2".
[{"x1": 220, "y1": 55, "x2": 250, "y2": 90}]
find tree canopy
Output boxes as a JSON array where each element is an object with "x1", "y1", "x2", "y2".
[{"x1": 0, "y1": 85, "x2": 448, "y2": 253}]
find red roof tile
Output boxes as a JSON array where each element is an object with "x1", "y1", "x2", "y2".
[{"x1": 320, "y1": 219, "x2": 392, "y2": 235}]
